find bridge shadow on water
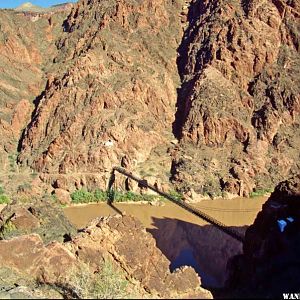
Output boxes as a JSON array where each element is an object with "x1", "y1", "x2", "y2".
[{"x1": 147, "y1": 217, "x2": 247, "y2": 290}]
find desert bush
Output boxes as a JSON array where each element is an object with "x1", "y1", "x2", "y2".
[
  {"x1": 0, "y1": 220, "x2": 16, "y2": 237},
  {"x1": 17, "y1": 183, "x2": 32, "y2": 193},
  {"x1": 62, "y1": 260, "x2": 130, "y2": 299},
  {"x1": 0, "y1": 186, "x2": 10, "y2": 204},
  {"x1": 71, "y1": 189, "x2": 97, "y2": 204},
  {"x1": 71, "y1": 188, "x2": 163, "y2": 204},
  {"x1": 250, "y1": 188, "x2": 274, "y2": 198},
  {"x1": 0, "y1": 194, "x2": 10, "y2": 204}
]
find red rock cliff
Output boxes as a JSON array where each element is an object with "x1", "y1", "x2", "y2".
[
  {"x1": 18, "y1": 0, "x2": 183, "y2": 192},
  {"x1": 1, "y1": 0, "x2": 299, "y2": 197},
  {"x1": 172, "y1": 0, "x2": 300, "y2": 197}
]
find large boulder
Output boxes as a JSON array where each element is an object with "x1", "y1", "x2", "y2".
[
  {"x1": 0, "y1": 199, "x2": 76, "y2": 243},
  {"x1": 0, "y1": 234, "x2": 77, "y2": 284}
]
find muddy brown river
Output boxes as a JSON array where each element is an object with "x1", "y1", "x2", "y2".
[{"x1": 64, "y1": 196, "x2": 267, "y2": 288}]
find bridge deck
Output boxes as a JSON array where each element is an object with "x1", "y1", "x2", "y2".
[{"x1": 109, "y1": 167, "x2": 245, "y2": 243}]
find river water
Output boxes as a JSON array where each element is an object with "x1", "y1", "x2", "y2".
[{"x1": 64, "y1": 196, "x2": 267, "y2": 288}]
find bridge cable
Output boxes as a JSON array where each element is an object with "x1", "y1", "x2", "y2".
[{"x1": 109, "y1": 167, "x2": 245, "y2": 243}]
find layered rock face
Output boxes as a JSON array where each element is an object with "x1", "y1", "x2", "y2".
[
  {"x1": 226, "y1": 175, "x2": 300, "y2": 297},
  {"x1": 0, "y1": 6, "x2": 74, "y2": 198},
  {"x1": 18, "y1": 0, "x2": 183, "y2": 192},
  {"x1": 172, "y1": 0, "x2": 300, "y2": 197}
]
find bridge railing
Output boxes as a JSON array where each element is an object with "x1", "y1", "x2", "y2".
[{"x1": 108, "y1": 166, "x2": 245, "y2": 243}]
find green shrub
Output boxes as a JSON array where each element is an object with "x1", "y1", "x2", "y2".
[
  {"x1": 112, "y1": 191, "x2": 160, "y2": 203},
  {"x1": 0, "y1": 186, "x2": 9, "y2": 204},
  {"x1": 113, "y1": 191, "x2": 140, "y2": 202},
  {"x1": 169, "y1": 190, "x2": 183, "y2": 201},
  {"x1": 0, "y1": 220, "x2": 16, "y2": 237},
  {"x1": 94, "y1": 189, "x2": 107, "y2": 202},
  {"x1": 250, "y1": 188, "x2": 274, "y2": 198},
  {"x1": 71, "y1": 189, "x2": 96, "y2": 204},
  {"x1": 71, "y1": 188, "x2": 164, "y2": 204},
  {"x1": 0, "y1": 194, "x2": 10, "y2": 204},
  {"x1": 63, "y1": 260, "x2": 130, "y2": 299}
]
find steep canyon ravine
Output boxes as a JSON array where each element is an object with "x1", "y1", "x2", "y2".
[{"x1": 64, "y1": 196, "x2": 267, "y2": 288}]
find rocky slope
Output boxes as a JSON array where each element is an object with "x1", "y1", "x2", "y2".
[
  {"x1": 171, "y1": 0, "x2": 300, "y2": 197},
  {"x1": 0, "y1": 0, "x2": 299, "y2": 198},
  {"x1": 17, "y1": 0, "x2": 183, "y2": 193},
  {"x1": 0, "y1": 201, "x2": 212, "y2": 299},
  {"x1": 0, "y1": 4, "x2": 73, "y2": 196},
  {"x1": 225, "y1": 174, "x2": 300, "y2": 298}
]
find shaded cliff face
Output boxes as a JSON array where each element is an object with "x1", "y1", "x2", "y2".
[
  {"x1": 225, "y1": 175, "x2": 300, "y2": 298},
  {"x1": 149, "y1": 217, "x2": 244, "y2": 288},
  {"x1": 17, "y1": 0, "x2": 183, "y2": 191},
  {"x1": 172, "y1": 0, "x2": 300, "y2": 197}
]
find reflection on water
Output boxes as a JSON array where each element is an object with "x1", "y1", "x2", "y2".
[{"x1": 64, "y1": 196, "x2": 267, "y2": 288}]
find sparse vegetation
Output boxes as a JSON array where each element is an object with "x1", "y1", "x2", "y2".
[
  {"x1": 250, "y1": 188, "x2": 274, "y2": 198},
  {"x1": 0, "y1": 220, "x2": 16, "y2": 237},
  {"x1": 70, "y1": 188, "x2": 163, "y2": 204},
  {"x1": 202, "y1": 178, "x2": 222, "y2": 198},
  {"x1": 30, "y1": 172, "x2": 38, "y2": 179},
  {"x1": 17, "y1": 183, "x2": 32, "y2": 193},
  {"x1": 62, "y1": 260, "x2": 131, "y2": 299},
  {"x1": 169, "y1": 189, "x2": 183, "y2": 201},
  {"x1": 8, "y1": 153, "x2": 18, "y2": 173},
  {"x1": 0, "y1": 185, "x2": 10, "y2": 204}
]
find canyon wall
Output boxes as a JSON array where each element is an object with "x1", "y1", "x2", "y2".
[
  {"x1": 0, "y1": 0, "x2": 299, "y2": 197},
  {"x1": 17, "y1": 0, "x2": 184, "y2": 193},
  {"x1": 172, "y1": 0, "x2": 300, "y2": 197}
]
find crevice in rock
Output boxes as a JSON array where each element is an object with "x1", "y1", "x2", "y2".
[{"x1": 17, "y1": 90, "x2": 46, "y2": 154}]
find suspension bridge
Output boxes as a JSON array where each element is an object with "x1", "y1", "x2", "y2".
[{"x1": 108, "y1": 166, "x2": 245, "y2": 243}]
